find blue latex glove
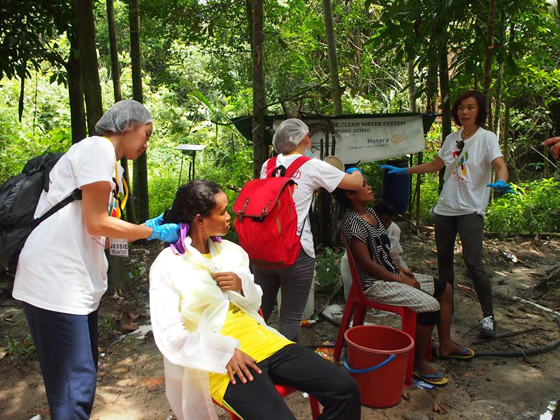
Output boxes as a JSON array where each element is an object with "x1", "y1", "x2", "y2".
[
  {"x1": 346, "y1": 167, "x2": 363, "y2": 174},
  {"x1": 145, "y1": 213, "x2": 164, "y2": 230},
  {"x1": 380, "y1": 164, "x2": 408, "y2": 175},
  {"x1": 487, "y1": 180, "x2": 515, "y2": 194},
  {"x1": 148, "y1": 223, "x2": 180, "y2": 242}
]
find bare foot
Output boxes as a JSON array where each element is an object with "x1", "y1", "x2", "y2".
[
  {"x1": 414, "y1": 359, "x2": 438, "y2": 376},
  {"x1": 438, "y1": 342, "x2": 472, "y2": 358}
]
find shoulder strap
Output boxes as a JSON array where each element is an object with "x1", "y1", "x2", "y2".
[
  {"x1": 284, "y1": 156, "x2": 311, "y2": 179},
  {"x1": 444, "y1": 135, "x2": 478, "y2": 182},
  {"x1": 266, "y1": 156, "x2": 310, "y2": 179},
  {"x1": 266, "y1": 157, "x2": 278, "y2": 178},
  {"x1": 32, "y1": 188, "x2": 82, "y2": 229}
]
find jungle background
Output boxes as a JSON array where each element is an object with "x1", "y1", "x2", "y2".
[{"x1": 1, "y1": 0, "x2": 560, "y2": 419}]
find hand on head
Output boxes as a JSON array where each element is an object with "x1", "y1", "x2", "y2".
[
  {"x1": 145, "y1": 213, "x2": 164, "y2": 230},
  {"x1": 147, "y1": 221, "x2": 180, "y2": 242},
  {"x1": 345, "y1": 167, "x2": 363, "y2": 174}
]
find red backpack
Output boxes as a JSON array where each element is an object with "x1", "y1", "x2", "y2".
[{"x1": 233, "y1": 156, "x2": 310, "y2": 268}]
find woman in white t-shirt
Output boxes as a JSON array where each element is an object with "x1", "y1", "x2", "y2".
[
  {"x1": 380, "y1": 91, "x2": 513, "y2": 339},
  {"x1": 12, "y1": 100, "x2": 179, "y2": 420},
  {"x1": 253, "y1": 118, "x2": 363, "y2": 343}
]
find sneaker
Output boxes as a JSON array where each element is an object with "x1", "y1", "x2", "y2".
[{"x1": 480, "y1": 315, "x2": 497, "y2": 338}]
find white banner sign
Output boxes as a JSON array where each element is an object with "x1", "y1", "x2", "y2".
[{"x1": 274, "y1": 115, "x2": 425, "y2": 164}]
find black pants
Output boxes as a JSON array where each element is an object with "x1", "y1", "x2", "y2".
[
  {"x1": 222, "y1": 344, "x2": 361, "y2": 420},
  {"x1": 435, "y1": 212, "x2": 494, "y2": 317}
]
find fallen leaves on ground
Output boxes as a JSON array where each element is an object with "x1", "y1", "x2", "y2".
[
  {"x1": 120, "y1": 311, "x2": 139, "y2": 332},
  {"x1": 144, "y1": 376, "x2": 165, "y2": 391}
]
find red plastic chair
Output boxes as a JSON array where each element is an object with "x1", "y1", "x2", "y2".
[
  {"x1": 334, "y1": 234, "x2": 431, "y2": 386},
  {"x1": 219, "y1": 384, "x2": 321, "y2": 420},
  {"x1": 215, "y1": 309, "x2": 322, "y2": 419}
]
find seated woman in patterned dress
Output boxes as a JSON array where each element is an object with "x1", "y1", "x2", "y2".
[{"x1": 335, "y1": 177, "x2": 475, "y2": 386}]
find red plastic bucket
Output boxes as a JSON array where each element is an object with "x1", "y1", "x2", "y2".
[{"x1": 344, "y1": 325, "x2": 414, "y2": 408}]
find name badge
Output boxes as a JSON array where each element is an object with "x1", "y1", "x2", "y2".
[{"x1": 109, "y1": 238, "x2": 129, "y2": 257}]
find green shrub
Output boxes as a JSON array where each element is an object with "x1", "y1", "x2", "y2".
[
  {"x1": 315, "y1": 247, "x2": 343, "y2": 290},
  {"x1": 485, "y1": 177, "x2": 560, "y2": 234}
]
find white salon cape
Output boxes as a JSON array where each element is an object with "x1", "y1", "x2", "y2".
[{"x1": 149, "y1": 237, "x2": 284, "y2": 420}]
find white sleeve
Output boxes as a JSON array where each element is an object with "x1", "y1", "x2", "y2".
[
  {"x1": 387, "y1": 224, "x2": 407, "y2": 269},
  {"x1": 149, "y1": 256, "x2": 238, "y2": 374},
  {"x1": 260, "y1": 159, "x2": 269, "y2": 179},
  {"x1": 437, "y1": 132, "x2": 455, "y2": 161},
  {"x1": 305, "y1": 159, "x2": 345, "y2": 192},
  {"x1": 485, "y1": 131, "x2": 503, "y2": 163},
  {"x1": 73, "y1": 137, "x2": 116, "y2": 188}
]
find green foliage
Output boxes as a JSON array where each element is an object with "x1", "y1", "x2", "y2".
[
  {"x1": 98, "y1": 316, "x2": 117, "y2": 334},
  {"x1": 411, "y1": 125, "x2": 444, "y2": 220},
  {"x1": 0, "y1": 75, "x2": 72, "y2": 183},
  {"x1": 97, "y1": 315, "x2": 119, "y2": 342},
  {"x1": 485, "y1": 177, "x2": 560, "y2": 234},
  {"x1": 2, "y1": 0, "x2": 560, "y2": 240},
  {"x1": 315, "y1": 247, "x2": 343, "y2": 290},
  {"x1": 0, "y1": 0, "x2": 73, "y2": 79},
  {"x1": 506, "y1": 105, "x2": 555, "y2": 180},
  {"x1": 4, "y1": 320, "x2": 35, "y2": 364},
  {"x1": 415, "y1": 173, "x2": 441, "y2": 221}
]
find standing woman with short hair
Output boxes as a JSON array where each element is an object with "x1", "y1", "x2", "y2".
[
  {"x1": 12, "y1": 100, "x2": 179, "y2": 419},
  {"x1": 253, "y1": 118, "x2": 364, "y2": 343},
  {"x1": 381, "y1": 90, "x2": 513, "y2": 338}
]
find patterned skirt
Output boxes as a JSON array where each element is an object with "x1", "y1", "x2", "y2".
[{"x1": 364, "y1": 273, "x2": 440, "y2": 313}]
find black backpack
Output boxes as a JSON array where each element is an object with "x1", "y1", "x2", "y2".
[{"x1": 0, "y1": 152, "x2": 82, "y2": 274}]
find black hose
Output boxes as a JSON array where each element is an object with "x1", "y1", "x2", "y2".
[
  {"x1": 473, "y1": 335, "x2": 560, "y2": 358},
  {"x1": 473, "y1": 314, "x2": 560, "y2": 358},
  {"x1": 318, "y1": 312, "x2": 341, "y2": 328}
]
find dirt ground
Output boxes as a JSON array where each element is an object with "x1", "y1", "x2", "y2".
[{"x1": 1, "y1": 228, "x2": 559, "y2": 420}]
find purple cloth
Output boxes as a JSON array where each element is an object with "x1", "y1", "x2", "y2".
[{"x1": 170, "y1": 223, "x2": 222, "y2": 255}]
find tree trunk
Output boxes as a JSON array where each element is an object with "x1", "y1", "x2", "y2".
[
  {"x1": 129, "y1": 0, "x2": 149, "y2": 221},
  {"x1": 408, "y1": 60, "x2": 423, "y2": 226},
  {"x1": 437, "y1": 37, "x2": 451, "y2": 192},
  {"x1": 18, "y1": 69, "x2": 25, "y2": 123},
  {"x1": 438, "y1": 42, "x2": 451, "y2": 141},
  {"x1": 72, "y1": 0, "x2": 103, "y2": 133},
  {"x1": 544, "y1": 127, "x2": 550, "y2": 178},
  {"x1": 503, "y1": 97, "x2": 511, "y2": 164},
  {"x1": 245, "y1": 0, "x2": 253, "y2": 53},
  {"x1": 483, "y1": 0, "x2": 497, "y2": 118},
  {"x1": 322, "y1": 0, "x2": 342, "y2": 115},
  {"x1": 425, "y1": 30, "x2": 438, "y2": 115},
  {"x1": 252, "y1": 0, "x2": 267, "y2": 179},
  {"x1": 492, "y1": 10, "x2": 506, "y2": 134},
  {"x1": 493, "y1": 61, "x2": 504, "y2": 134},
  {"x1": 107, "y1": 0, "x2": 122, "y2": 102},
  {"x1": 107, "y1": 0, "x2": 135, "y2": 223},
  {"x1": 407, "y1": 61, "x2": 417, "y2": 113},
  {"x1": 66, "y1": 29, "x2": 87, "y2": 144}
]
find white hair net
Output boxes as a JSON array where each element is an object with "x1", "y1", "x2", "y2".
[
  {"x1": 272, "y1": 118, "x2": 309, "y2": 154},
  {"x1": 95, "y1": 100, "x2": 153, "y2": 135}
]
